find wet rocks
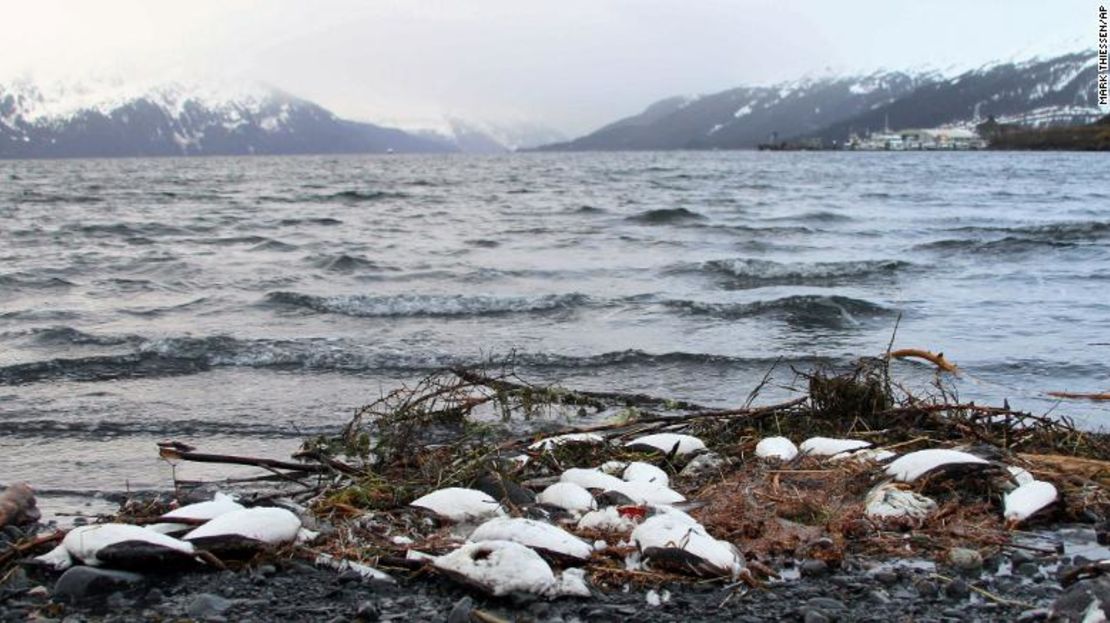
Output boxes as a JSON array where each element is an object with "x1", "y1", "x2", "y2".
[
  {"x1": 186, "y1": 592, "x2": 234, "y2": 618},
  {"x1": 53, "y1": 566, "x2": 144, "y2": 603}
]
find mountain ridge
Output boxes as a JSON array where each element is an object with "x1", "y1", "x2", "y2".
[
  {"x1": 0, "y1": 79, "x2": 453, "y2": 158},
  {"x1": 535, "y1": 50, "x2": 1102, "y2": 151}
]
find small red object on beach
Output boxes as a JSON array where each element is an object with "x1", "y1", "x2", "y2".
[{"x1": 617, "y1": 505, "x2": 646, "y2": 519}]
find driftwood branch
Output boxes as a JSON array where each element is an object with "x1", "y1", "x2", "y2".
[{"x1": 158, "y1": 445, "x2": 329, "y2": 474}]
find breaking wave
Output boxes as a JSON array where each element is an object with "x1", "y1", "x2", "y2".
[
  {"x1": 0, "y1": 334, "x2": 839, "y2": 386},
  {"x1": 664, "y1": 295, "x2": 893, "y2": 328},
  {"x1": 686, "y1": 258, "x2": 912, "y2": 287},
  {"x1": 264, "y1": 291, "x2": 591, "y2": 317}
]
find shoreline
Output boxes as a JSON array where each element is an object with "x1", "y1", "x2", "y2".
[{"x1": 2, "y1": 358, "x2": 1108, "y2": 621}]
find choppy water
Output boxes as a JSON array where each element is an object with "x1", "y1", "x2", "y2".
[{"x1": 1, "y1": 152, "x2": 1108, "y2": 514}]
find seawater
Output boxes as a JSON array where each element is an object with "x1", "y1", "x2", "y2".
[{"x1": 1, "y1": 152, "x2": 1107, "y2": 513}]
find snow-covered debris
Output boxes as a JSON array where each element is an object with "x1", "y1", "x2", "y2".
[
  {"x1": 864, "y1": 482, "x2": 937, "y2": 520},
  {"x1": 433, "y1": 540, "x2": 589, "y2": 597},
  {"x1": 314, "y1": 552, "x2": 395, "y2": 583},
  {"x1": 183, "y1": 507, "x2": 302, "y2": 546},
  {"x1": 755, "y1": 437, "x2": 799, "y2": 461},
  {"x1": 560, "y1": 468, "x2": 626, "y2": 491},
  {"x1": 1004, "y1": 480, "x2": 1058, "y2": 523},
  {"x1": 625, "y1": 433, "x2": 706, "y2": 456},
  {"x1": 884, "y1": 449, "x2": 989, "y2": 483},
  {"x1": 409, "y1": 488, "x2": 505, "y2": 522},
  {"x1": 529, "y1": 433, "x2": 606, "y2": 451},
  {"x1": 577, "y1": 507, "x2": 640, "y2": 532},
  {"x1": 36, "y1": 524, "x2": 196, "y2": 570},
  {"x1": 537, "y1": 482, "x2": 597, "y2": 513},
  {"x1": 800, "y1": 437, "x2": 871, "y2": 457},
  {"x1": 622, "y1": 462, "x2": 669, "y2": 486},
  {"x1": 469, "y1": 517, "x2": 593, "y2": 562},
  {"x1": 632, "y1": 515, "x2": 743, "y2": 578}
]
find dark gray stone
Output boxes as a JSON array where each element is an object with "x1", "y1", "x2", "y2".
[
  {"x1": 800, "y1": 559, "x2": 829, "y2": 578},
  {"x1": 1050, "y1": 576, "x2": 1110, "y2": 623},
  {"x1": 1017, "y1": 562, "x2": 1040, "y2": 577},
  {"x1": 446, "y1": 596, "x2": 473, "y2": 623},
  {"x1": 915, "y1": 580, "x2": 939, "y2": 598},
  {"x1": 355, "y1": 599, "x2": 381, "y2": 622},
  {"x1": 943, "y1": 578, "x2": 970, "y2": 600},
  {"x1": 803, "y1": 611, "x2": 830, "y2": 623},
  {"x1": 186, "y1": 593, "x2": 233, "y2": 618},
  {"x1": 53, "y1": 567, "x2": 144, "y2": 603},
  {"x1": 806, "y1": 597, "x2": 846, "y2": 613},
  {"x1": 873, "y1": 570, "x2": 899, "y2": 586}
]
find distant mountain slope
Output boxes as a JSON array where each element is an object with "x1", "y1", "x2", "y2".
[
  {"x1": 809, "y1": 52, "x2": 1100, "y2": 144},
  {"x1": 538, "y1": 72, "x2": 924, "y2": 150},
  {"x1": 538, "y1": 51, "x2": 1102, "y2": 151},
  {"x1": 0, "y1": 80, "x2": 452, "y2": 158}
]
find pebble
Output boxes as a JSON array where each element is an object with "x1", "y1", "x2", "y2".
[
  {"x1": 800, "y1": 560, "x2": 829, "y2": 578},
  {"x1": 1016, "y1": 562, "x2": 1039, "y2": 577},
  {"x1": 915, "y1": 580, "x2": 939, "y2": 598},
  {"x1": 53, "y1": 567, "x2": 145, "y2": 603},
  {"x1": 356, "y1": 600, "x2": 382, "y2": 622},
  {"x1": 873, "y1": 571, "x2": 899, "y2": 586},
  {"x1": 186, "y1": 593, "x2": 233, "y2": 618},
  {"x1": 943, "y1": 578, "x2": 970, "y2": 600},
  {"x1": 947, "y1": 548, "x2": 982, "y2": 573},
  {"x1": 803, "y1": 611, "x2": 830, "y2": 623}
]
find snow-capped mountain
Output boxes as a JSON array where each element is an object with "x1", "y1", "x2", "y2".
[
  {"x1": 0, "y1": 79, "x2": 452, "y2": 158},
  {"x1": 537, "y1": 50, "x2": 1102, "y2": 150},
  {"x1": 809, "y1": 51, "x2": 1101, "y2": 144}
]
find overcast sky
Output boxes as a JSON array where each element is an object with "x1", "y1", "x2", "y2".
[{"x1": 1, "y1": 1, "x2": 1096, "y2": 134}]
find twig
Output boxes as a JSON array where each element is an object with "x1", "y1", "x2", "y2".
[{"x1": 929, "y1": 573, "x2": 1033, "y2": 608}]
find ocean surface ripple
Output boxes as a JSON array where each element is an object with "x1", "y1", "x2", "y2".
[{"x1": 1, "y1": 152, "x2": 1107, "y2": 504}]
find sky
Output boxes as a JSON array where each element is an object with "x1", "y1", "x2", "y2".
[{"x1": 0, "y1": 1, "x2": 1097, "y2": 135}]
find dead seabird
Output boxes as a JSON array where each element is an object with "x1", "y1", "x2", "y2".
[
  {"x1": 409, "y1": 487, "x2": 505, "y2": 523},
  {"x1": 625, "y1": 433, "x2": 706, "y2": 457},
  {"x1": 433, "y1": 540, "x2": 590, "y2": 597},
  {"x1": 183, "y1": 507, "x2": 305, "y2": 553},
  {"x1": 800, "y1": 437, "x2": 871, "y2": 457},
  {"x1": 632, "y1": 514, "x2": 743, "y2": 578},
  {"x1": 36, "y1": 524, "x2": 196, "y2": 571},
  {"x1": 469, "y1": 517, "x2": 594, "y2": 563},
  {"x1": 883, "y1": 448, "x2": 989, "y2": 483},
  {"x1": 1003, "y1": 480, "x2": 1058, "y2": 525},
  {"x1": 755, "y1": 436, "x2": 799, "y2": 461},
  {"x1": 537, "y1": 482, "x2": 597, "y2": 514}
]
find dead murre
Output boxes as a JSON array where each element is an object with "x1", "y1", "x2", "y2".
[
  {"x1": 36, "y1": 524, "x2": 197, "y2": 571},
  {"x1": 183, "y1": 507, "x2": 307, "y2": 554},
  {"x1": 409, "y1": 487, "x2": 506, "y2": 523},
  {"x1": 468, "y1": 517, "x2": 594, "y2": 563}
]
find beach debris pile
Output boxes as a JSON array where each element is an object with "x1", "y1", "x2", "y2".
[{"x1": 2, "y1": 351, "x2": 1108, "y2": 616}]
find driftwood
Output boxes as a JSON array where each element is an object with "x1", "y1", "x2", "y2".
[
  {"x1": 1020, "y1": 453, "x2": 1110, "y2": 488},
  {"x1": 1046, "y1": 390, "x2": 1110, "y2": 401},
  {"x1": 0, "y1": 483, "x2": 39, "y2": 528},
  {"x1": 158, "y1": 445, "x2": 332, "y2": 474},
  {"x1": 889, "y1": 348, "x2": 959, "y2": 373}
]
